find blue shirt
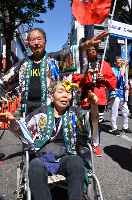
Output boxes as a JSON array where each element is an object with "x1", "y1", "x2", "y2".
[{"x1": 109, "y1": 67, "x2": 125, "y2": 98}]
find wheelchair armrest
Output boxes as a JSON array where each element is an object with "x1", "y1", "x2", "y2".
[
  {"x1": 77, "y1": 136, "x2": 94, "y2": 170},
  {"x1": 78, "y1": 144, "x2": 92, "y2": 169},
  {"x1": 23, "y1": 147, "x2": 30, "y2": 152},
  {"x1": 77, "y1": 136, "x2": 93, "y2": 148}
]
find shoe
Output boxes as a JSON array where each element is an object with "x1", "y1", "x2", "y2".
[
  {"x1": 122, "y1": 128, "x2": 132, "y2": 133},
  {"x1": 112, "y1": 129, "x2": 121, "y2": 136},
  {"x1": 129, "y1": 115, "x2": 132, "y2": 119},
  {"x1": 92, "y1": 146, "x2": 102, "y2": 157}
]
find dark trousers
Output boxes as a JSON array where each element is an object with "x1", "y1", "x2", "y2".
[{"x1": 29, "y1": 154, "x2": 85, "y2": 200}]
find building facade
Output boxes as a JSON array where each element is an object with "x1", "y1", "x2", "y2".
[
  {"x1": 0, "y1": 20, "x2": 32, "y2": 71},
  {"x1": 109, "y1": 12, "x2": 132, "y2": 68},
  {"x1": 69, "y1": 14, "x2": 109, "y2": 61},
  {"x1": 85, "y1": 18, "x2": 109, "y2": 61}
]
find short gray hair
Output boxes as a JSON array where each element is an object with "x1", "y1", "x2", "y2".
[
  {"x1": 114, "y1": 56, "x2": 122, "y2": 63},
  {"x1": 51, "y1": 81, "x2": 63, "y2": 94},
  {"x1": 27, "y1": 28, "x2": 46, "y2": 42}
]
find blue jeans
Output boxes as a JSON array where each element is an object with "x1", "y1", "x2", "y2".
[{"x1": 28, "y1": 154, "x2": 85, "y2": 200}]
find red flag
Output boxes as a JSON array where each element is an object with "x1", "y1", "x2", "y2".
[{"x1": 72, "y1": 0, "x2": 112, "y2": 25}]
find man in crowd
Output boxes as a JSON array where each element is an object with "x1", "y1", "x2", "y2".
[
  {"x1": 109, "y1": 56, "x2": 132, "y2": 135},
  {"x1": 72, "y1": 44, "x2": 117, "y2": 156},
  {"x1": 0, "y1": 80, "x2": 99, "y2": 200},
  {"x1": 0, "y1": 28, "x2": 109, "y2": 117}
]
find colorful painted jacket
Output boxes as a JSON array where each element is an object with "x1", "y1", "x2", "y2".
[
  {"x1": 16, "y1": 105, "x2": 92, "y2": 191},
  {"x1": 0, "y1": 45, "x2": 83, "y2": 113},
  {"x1": 109, "y1": 67, "x2": 126, "y2": 99},
  {"x1": 17, "y1": 105, "x2": 91, "y2": 152}
]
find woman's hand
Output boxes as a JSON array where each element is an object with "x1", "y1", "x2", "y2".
[
  {"x1": 81, "y1": 31, "x2": 110, "y2": 52},
  {"x1": 125, "y1": 85, "x2": 130, "y2": 90},
  {"x1": 87, "y1": 69, "x2": 96, "y2": 74},
  {"x1": 84, "y1": 90, "x2": 98, "y2": 106},
  {"x1": 84, "y1": 90, "x2": 99, "y2": 123},
  {"x1": 123, "y1": 60, "x2": 129, "y2": 68},
  {"x1": 0, "y1": 112, "x2": 19, "y2": 131}
]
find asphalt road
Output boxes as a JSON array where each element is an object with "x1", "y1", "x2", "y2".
[{"x1": 0, "y1": 107, "x2": 132, "y2": 200}]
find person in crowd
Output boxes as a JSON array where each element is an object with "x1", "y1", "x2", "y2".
[
  {"x1": 0, "y1": 28, "x2": 109, "y2": 117},
  {"x1": 0, "y1": 80, "x2": 99, "y2": 200},
  {"x1": 128, "y1": 76, "x2": 132, "y2": 119},
  {"x1": 72, "y1": 45, "x2": 117, "y2": 156},
  {"x1": 109, "y1": 56, "x2": 132, "y2": 135}
]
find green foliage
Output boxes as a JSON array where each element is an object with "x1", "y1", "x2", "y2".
[
  {"x1": 0, "y1": 0, "x2": 56, "y2": 70},
  {"x1": 111, "y1": 0, "x2": 132, "y2": 24},
  {"x1": 0, "y1": 0, "x2": 56, "y2": 41}
]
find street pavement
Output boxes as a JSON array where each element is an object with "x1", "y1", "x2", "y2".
[{"x1": 0, "y1": 107, "x2": 132, "y2": 200}]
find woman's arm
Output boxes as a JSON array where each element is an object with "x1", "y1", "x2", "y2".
[
  {"x1": 81, "y1": 31, "x2": 110, "y2": 53},
  {"x1": 0, "y1": 112, "x2": 23, "y2": 137},
  {"x1": 121, "y1": 60, "x2": 129, "y2": 77},
  {"x1": 84, "y1": 90, "x2": 99, "y2": 123}
]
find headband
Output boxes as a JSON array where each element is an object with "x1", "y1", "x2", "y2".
[{"x1": 52, "y1": 80, "x2": 79, "y2": 94}]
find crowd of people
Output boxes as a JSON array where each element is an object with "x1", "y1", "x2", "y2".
[{"x1": 0, "y1": 28, "x2": 131, "y2": 200}]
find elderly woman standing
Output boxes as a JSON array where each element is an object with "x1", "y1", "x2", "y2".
[{"x1": 0, "y1": 80, "x2": 98, "y2": 200}]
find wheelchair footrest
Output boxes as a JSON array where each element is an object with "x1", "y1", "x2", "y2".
[{"x1": 48, "y1": 174, "x2": 66, "y2": 184}]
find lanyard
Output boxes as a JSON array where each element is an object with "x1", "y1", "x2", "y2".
[
  {"x1": 50, "y1": 116, "x2": 62, "y2": 141},
  {"x1": 53, "y1": 116, "x2": 62, "y2": 130},
  {"x1": 35, "y1": 104, "x2": 74, "y2": 154}
]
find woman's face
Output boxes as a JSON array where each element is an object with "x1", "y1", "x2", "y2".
[{"x1": 51, "y1": 85, "x2": 72, "y2": 111}]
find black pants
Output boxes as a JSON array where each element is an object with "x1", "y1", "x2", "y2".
[{"x1": 29, "y1": 154, "x2": 85, "y2": 200}]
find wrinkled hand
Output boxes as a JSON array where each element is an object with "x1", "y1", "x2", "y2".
[
  {"x1": 0, "y1": 112, "x2": 17, "y2": 129},
  {"x1": 84, "y1": 90, "x2": 98, "y2": 106},
  {"x1": 87, "y1": 69, "x2": 96, "y2": 74},
  {"x1": 123, "y1": 60, "x2": 129, "y2": 67},
  {"x1": 85, "y1": 31, "x2": 110, "y2": 48},
  {"x1": 125, "y1": 85, "x2": 130, "y2": 90},
  {"x1": 97, "y1": 73, "x2": 105, "y2": 82}
]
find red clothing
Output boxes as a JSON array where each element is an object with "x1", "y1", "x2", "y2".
[{"x1": 72, "y1": 60, "x2": 117, "y2": 107}]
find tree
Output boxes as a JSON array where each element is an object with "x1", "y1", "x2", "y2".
[
  {"x1": 111, "y1": 0, "x2": 132, "y2": 24},
  {"x1": 0, "y1": 0, "x2": 56, "y2": 71}
]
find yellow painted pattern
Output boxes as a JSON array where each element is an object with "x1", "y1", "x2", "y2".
[{"x1": 38, "y1": 116, "x2": 47, "y2": 131}]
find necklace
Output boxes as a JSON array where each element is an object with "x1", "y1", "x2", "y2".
[
  {"x1": 50, "y1": 116, "x2": 62, "y2": 141},
  {"x1": 89, "y1": 60, "x2": 99, "y2": 84}
]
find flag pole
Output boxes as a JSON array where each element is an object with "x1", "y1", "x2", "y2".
[
  {"x1": 125, "y1": 38, "x2": 128, "y2": 101},
  {"x1": 100, "y1": 0, "x2": 117, "y2": 73}
]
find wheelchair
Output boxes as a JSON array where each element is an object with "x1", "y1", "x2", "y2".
[{"x1": 16, "y1": 137, "x2": 103, "y2": 200}]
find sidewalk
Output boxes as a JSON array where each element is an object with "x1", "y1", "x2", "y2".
[{"x1": 0, "y1": 110, "x2": 22, "y2": 200}]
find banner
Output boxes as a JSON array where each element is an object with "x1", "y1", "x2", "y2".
[
  {"x1": 121, "y1": 44, "x2": 131, "y2": 62},
  {"x1": 109, "y1": 20, "x2": 132, "y2": 39}
]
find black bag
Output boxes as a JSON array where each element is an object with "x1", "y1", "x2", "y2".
[{"x1": 35, "y1": 142, "x2": 67, "y2": 158}]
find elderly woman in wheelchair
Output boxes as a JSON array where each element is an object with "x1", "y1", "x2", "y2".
[{"x1": 0, "y1": 80, "x2": 99, "y2": 200}]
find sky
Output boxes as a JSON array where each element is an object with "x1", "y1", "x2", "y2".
[{"x1": 32, "y1": 0, "x2": 72, "y2": 53}]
